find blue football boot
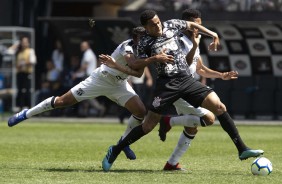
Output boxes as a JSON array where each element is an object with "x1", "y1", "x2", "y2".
[{"x1": 8, "y1": 109, "x2": 28, "y2": 127}]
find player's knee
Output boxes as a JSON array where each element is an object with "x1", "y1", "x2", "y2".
[
  {"x1": 212, "y1": 102, "x2": 226, "y2": 116},
  {"x1": 203, "y1": 113, "x2": 215, "y2": 126},
  {"x1": 132, "y1": 105, "x2": 146, "y2": 118},
  {"x1": 138, "y1": 105, "x2": 147, "y2": 117},
  {"x1": 184, "y1": 127, "x2": 198, "y2": 135},
  {"x1": 54, "y1": 96, "x2": 75, "y2": 108},
  {"x1": 217, "y1": 102, "x2": 226, "y2": 114}
]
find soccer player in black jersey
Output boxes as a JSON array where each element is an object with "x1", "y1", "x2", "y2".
[{"x1": 102, "y1": 10, "x2": 264, "y2": 172}]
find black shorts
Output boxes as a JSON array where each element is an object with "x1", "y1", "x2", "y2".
[{"x1": 149, "y1": 74, "x2": 213, "y2": 114}]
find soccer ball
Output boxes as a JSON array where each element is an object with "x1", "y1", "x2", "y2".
[{"x1": 251, "y1": 157, "x2": 273, "y2": 176}]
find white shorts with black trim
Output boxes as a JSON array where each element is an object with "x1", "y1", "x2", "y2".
[
  {"x1": 173, "y1": 98, "x2": 209, "y2": 117},
  {"x1": 71, "y1": 68, "x2": 137, "y2": 107}
]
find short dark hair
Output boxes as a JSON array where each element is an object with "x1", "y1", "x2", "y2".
[
  {"x1": 181, "y1": 9, "x2": 201, "y2": 21},
  {"x1": 132, "y1": 26, "x2": 146, "y2": 39},
  {"x1": 140, "y1": 10, "x2": 157, "y2": 26}
]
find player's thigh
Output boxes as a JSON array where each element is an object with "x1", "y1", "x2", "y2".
[
  {"x1": 124, "y1": 95, "x2": 146, "y2": 118},
  {"x1": 107, "y1": 81, "x2": 143, "y2": 110},
  {"x1": 70, "y1": 76, "x2": 106, "y2": 102}
]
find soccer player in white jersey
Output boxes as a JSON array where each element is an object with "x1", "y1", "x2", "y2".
[
  {"x1": 160, "y1": 9, "x2": 239, "y2": 170},
  {"x1": 7, "y1": 27, "x2": 174, "y2": 158}
]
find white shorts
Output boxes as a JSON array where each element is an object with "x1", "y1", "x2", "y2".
[
  {"x1": 173, "y1": 98, "x2": 209, "y2": 117},
  {"x1": 71, "y1": 68, "x2": 137, "y2": 107}
]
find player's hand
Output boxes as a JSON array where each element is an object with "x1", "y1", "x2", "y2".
[
  {"x1": 154, "y1": 49, "x2": 174, "y2": 64},
  {"x1": 99, "y1": 54, "x2": 117, "y2": 69},
  {"x1": 208, "y1": 33, "x2": 220, "y2": 52},
  {"x1": 191, "y1": 32, "x2": 201, "y2": 47},
  {"x1": 221, "y1": 71, "x2": 238, "y2": 80}
]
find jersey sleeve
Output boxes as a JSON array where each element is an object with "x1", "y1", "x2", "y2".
[
  {"x1": 120, "y1": 43, "x2": 134, "y2": 56},
  {"x1": 163, "y1": 19, "x2": 187, "y2": 31}
]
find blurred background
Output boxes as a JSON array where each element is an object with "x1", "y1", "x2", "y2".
[{"x1": 0, "y1": 0, "x2": 282, "y2": 121}]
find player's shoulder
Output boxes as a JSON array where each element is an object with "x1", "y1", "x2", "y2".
[
  {"x1": 139, "y1": 33, "x2": 154, "y2": 46},
  {"x1": 120, "y1": 39, "x2": 133, "y2": 47},
  {"x1": 163, "y1": 19, "x2": 186, "y2": 27}
]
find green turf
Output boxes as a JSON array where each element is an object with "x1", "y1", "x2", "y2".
[{"x1": 0, "y1": 121, "x2": 281, "y2": 184}]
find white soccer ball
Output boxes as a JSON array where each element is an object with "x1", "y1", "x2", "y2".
[{"x1": 251, "y1": 157, "x2": 273, "y2": 176}]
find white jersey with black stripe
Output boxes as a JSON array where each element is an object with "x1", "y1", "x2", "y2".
[
  {"x1": 99, "y1": 39, "x2": 135, "y2": 80},
  {"x1": 179, "y1": 34, "x2": 200, "y2": 78}
]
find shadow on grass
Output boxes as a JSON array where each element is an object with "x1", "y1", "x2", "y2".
[
  {"x1": 41, "y1": 168, "x2": 100, "y2": 173},
  {"x1": 41, "y1": 168, "x2": 188, "y2": 174}
]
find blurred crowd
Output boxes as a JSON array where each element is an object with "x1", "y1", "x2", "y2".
[{"x1": 144, "y1": 0, "x2": 282, "y2": 12}]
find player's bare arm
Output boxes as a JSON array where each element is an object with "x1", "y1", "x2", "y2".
[
  {"x1": 186, "y1": 21, "x2": 220, "y2": 51},
  {"x1": 186, "y1": 32, "x2": 201, "y2": 65},
  {"x1": 128, "y1": 52, "x2": 174, "y2": 70},
  {"x1": 196, "y1": 57, "x2": 238, "y2": 80},
  {"x1": 99, "y1": 54, "x2": 144, "y2": 78}
]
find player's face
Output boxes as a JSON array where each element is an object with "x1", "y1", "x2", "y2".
[{"x1": 144, "y1": 15, "x2": 162, "y2": 37}]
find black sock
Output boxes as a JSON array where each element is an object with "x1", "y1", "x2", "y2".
[
  {"x1": 113, "y1": 125, "x2": 146, "y2": 155},
  {"x1": 217, "y1": 112, "x2": 248, "y2": 154}
]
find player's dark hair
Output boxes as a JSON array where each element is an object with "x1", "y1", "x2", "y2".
[
  {"x1": 132, "y1": 26, "x2": 146, "y2": 40},
  {"x1": 181, "y1": 9, "x2": 201, "y2": 21},
  {"x1": 140, "y1": 10, "x2": 157, "y2": 25}
]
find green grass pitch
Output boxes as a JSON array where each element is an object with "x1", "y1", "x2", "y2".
[{"x1": 0, "y1": 120, "x2": 281, "y2": 184}]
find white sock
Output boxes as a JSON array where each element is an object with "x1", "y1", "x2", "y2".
[
  {"x1": 167, "y1": 131, "x2": 195, "y2": 166},
  {"x1": 169, "y1": 115, "x2": 201, "y2": 127},
  {"x1": 26, "y1": 96, "x2": 56, "y2": 118},
  {"x1": 121, "y1": 115, "x2": 143, "y2": 139}
]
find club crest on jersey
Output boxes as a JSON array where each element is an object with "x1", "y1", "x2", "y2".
[
  {"x1": 152, "y1": 96, "x2": 161, "y2": 108},
  {"x1": 76, "y1": 88, "x2": 85, "y2": 96},
  {"x1": 163, "y1": 30, "x2": 174, "y2": 38}
]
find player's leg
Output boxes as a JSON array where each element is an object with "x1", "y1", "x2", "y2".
[
  {"x1": 201, "y1": 91, "x2": 264, "y2": 160},
  {"x1": 108, "y1": 81, "x2": 146, "y2": 160},
  {"x1": 162, "y1": 99, "x2": 214, "y2": 170},
  {"x1": 120, "y1": 95, "x2": 146, "y2": 160},
  {"x1": 164, "y1": 127, "x2": 197, "y2": 171},
  {"x1": 159, "y1": 98, "x2": 215, "y2": 141},
  {"x1": 123, "y1": 95, "x2": 146, "y2": 138},
  {"x1": 102, "y1": 77, "x2": 178, "y2": 171},
  {"x1": 8, "y1": 75, "x2": 99, "y2": 127},
  {"x1": 8, "y1": 91, "x2": 78, "y2": 127},
  {"x1": 102, "y1": 110, "x2": 160, "y2": 171}
]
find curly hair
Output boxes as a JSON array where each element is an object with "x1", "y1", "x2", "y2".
[
  {"x1": 181, "y1": 9, "x2": 201, "y2": 21},
  {"x1": 132, "y1": 26, "x2": 145, "y2": 39},
  {"x1": 140, "y1": 10, "x2": 157, "y2": 26}
]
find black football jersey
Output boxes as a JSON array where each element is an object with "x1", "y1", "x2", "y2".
[{"x1": 137, "y1": 19, "x2": 191, "y2": 78}]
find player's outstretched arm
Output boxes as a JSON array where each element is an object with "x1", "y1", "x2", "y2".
[
  {"x1": 196, "y1": 57, "x2": 238, "y2": 80},
  {"x1": 128, "y1": 52, "x2": 174, "y2": 70},
  {"x1": 186, "y1": 21, "x2": 220, "y2": 51},
  {"x1": 99, "y1": 54, "x2": 144, "y2": 78}
]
